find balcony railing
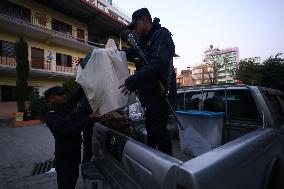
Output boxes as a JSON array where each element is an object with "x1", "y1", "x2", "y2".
[
  {"x1": 0, "y1": 56, "x2": 16, "y2": 67},
  {"x1": 0, "y1": 11, "x2": 105, "y2": 48},
  {"x1": 56, "y1": 65, "x2": 74, "y2": 73},
  {"x1": 0, "y1": 56, "x2": 73, "y2": 74},
  {"x1": 44, "y1": 61, "x2": 51, "y2": 71}
]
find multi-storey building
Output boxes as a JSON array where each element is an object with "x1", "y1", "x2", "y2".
[
  {"x1": 179, "y1": 69, "x2": 195, "y2": 87},
  {"x1": 176, "y1": 68, "x2": 195, "y2": 87},
  {"x1": 204, "y1": 45, "x2": 239, "y2": 84},
  {"x1": 86, "y1": 0, "x2": 130, "y2": 25},
  {"x1": 192, "y1": 62, "x2": 213, "y2": 85},
  {"x1": 0, "y1": 0, "x2": 134, "y2": 118}
]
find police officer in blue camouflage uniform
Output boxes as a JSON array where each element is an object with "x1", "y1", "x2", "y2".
[{"x1": 119, "y1": 8, "x2": 177, "y2": 155}]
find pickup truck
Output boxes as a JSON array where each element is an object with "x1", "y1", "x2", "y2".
[{"x1": 81, "y1": 85, "x2": 284, "y2": 189}]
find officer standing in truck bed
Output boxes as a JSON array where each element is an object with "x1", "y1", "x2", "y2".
[{"x1": 119, "y1": 8, "x2": 177, "y2": 155}]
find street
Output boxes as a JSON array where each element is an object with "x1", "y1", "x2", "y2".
[{"x1": 0, "y1": 124, "x2": 83, "y2": 189}]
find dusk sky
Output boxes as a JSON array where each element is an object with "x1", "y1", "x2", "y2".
[{"x1": 114, "y1": 0, "x2": 284, "y2": 73}]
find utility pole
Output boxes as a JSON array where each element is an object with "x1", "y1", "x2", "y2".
[{"x1": 201, "y1": 63, "x2": 204, "y2": 86}]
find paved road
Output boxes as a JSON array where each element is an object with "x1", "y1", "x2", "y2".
[{"x1": 0, "y1": 124, "x2": 84, "y2": 189}]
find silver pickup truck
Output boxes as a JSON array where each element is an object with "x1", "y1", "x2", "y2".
[{"x1": 81, "y1": 85, "x2": 284, "y2": 189}]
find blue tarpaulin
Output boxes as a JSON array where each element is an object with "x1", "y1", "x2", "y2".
[{"x1": 176, "y1": 110, "x2": 224, "y2": 118}]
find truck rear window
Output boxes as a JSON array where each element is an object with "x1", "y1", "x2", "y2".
[
  {"x1": 185, "y1": 91, "x2": 203, "y2": 111},
  {"x1": 263, "y1": 92, "x2": 284, "y2": 126},
  {"x1": 203, "y1": 90, "x2": 225, "y2": 112},
  {"x1": 226, "y1": 90, "x2": 261, "y2": 123}
]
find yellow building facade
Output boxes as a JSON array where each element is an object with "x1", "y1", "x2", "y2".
[{"x1": 0, "y1": 0, "x2": 135, "y2": 118}]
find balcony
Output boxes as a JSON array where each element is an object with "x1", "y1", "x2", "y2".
[
  {"x1": 0, "y1": 56, "x2": 16, "y2": 67},
  {"x1": 0, "y1": 11, "x2": 99, "y2": 52},
  {"x1": 0, "y1": 56, "x2": 74, "y2": 77},
  {"x1": 56, "y1": 65, "x2": 75, "y2": 73}
]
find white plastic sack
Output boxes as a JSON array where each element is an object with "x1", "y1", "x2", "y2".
[{"x1": 76, "y1": 41, "x2": 136, "y2": 115}]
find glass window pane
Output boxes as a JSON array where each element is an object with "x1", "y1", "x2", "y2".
[
  {"x1": 176, "y1": 92, "x2": 184, "y2": 110},
  {"x1": 185, "y1": 91, "x2": 203, "y2": 111},
  {"x1": 203, "y1": 90, "x2": 225, "y2": 112},
  {"x1": 262, "y1": 91, "x2": 284, "y2": 126},
  {"x1": 227, "y1": 89, "x2": 261, "y2": 123},
  {"x1": 1, "y1": 40, "x2": 15, "y2": 57}
]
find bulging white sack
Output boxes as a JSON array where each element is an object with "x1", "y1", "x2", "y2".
[{"x1": 76, "y1": 46, "x2": 136, "y2": 115}]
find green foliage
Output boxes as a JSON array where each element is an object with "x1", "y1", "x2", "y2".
[
  {"x1": 29, "y1": 88, "x2": 49, "y2": 120},
  {"x1": 236, "y1": 54, "x2": 284, "y2": 91},
  {"x1": 261, "y1": 53, "x2": 284, "y2": 90},
  {"x1": 177, "y1": 83, "x2": 183, "y2": 89},
  {"x1": 15, "y1": 36, "x2": 30, "y2": 112},
  {"x1": 62, "y1": 78, "x2": 79, "y2": 98},
  {"x1": 236, "y1": 60, "x2": 263, "y2": 86}
]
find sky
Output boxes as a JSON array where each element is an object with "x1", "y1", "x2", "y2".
[{"x1": 114, "y1": 0, "x2": 284, "y2": 73}]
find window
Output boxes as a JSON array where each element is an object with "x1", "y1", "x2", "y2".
[
  {"x1": 56, "y1": 53, "x2": 72, "y2": 67},
  {"x1": 0, "y1": 1, "x2": 31, "y2": 22},
  {"x1": 176, "y1": 92, "x2": 185, "y2": 110},
  {"x1": 52, "y1": 19, "x2": 72, "y2": 36},
  {"x1": 77, "y1": 28, "x2": 85, "y2": 42},
  {"x1": 0, "y1": 86, "x2": 33, "y2": 102},
  {"x1": 31, "y1": 47, "x2": 44, "y2": 69},
  {"x1": 0, "y1": 86, "x2": 16, "y2": 102},
  {"x1": 226, "y1": 89, "x2": 261, "y2": 123},
  {"x1": 0, "y1": 40, "x2": 15, "y2": 57},
  {"x1": 185, "y1": 90, "x2": 203, "y2": 110},
  {"x1": 203, "y1": 90, "x2": 225, "y2": 112},
  {"x1": 262, "y1": 90, "x2": 284, "y2": 126}
]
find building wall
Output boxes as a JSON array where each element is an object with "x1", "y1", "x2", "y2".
[
  {"x1": 0, "y1": 0, "x2": 136, "y2": 118},
  {"x1": 0, "y1": 102, "x2": 17, "y2": 119},
  {"x1": 86, "y1": 0, "x2": 131, "y2": 24},
  {"x1": 0, "y1": 73, "x2": 64, "y2": 87},
  {"x1": 9, "y1": 0, "x2": 89, "y2": 40},
  {"x1": 177, "y1": 69, "x2": 195, "y2": 87},
  {"x1": 204, "y1": 46, "x2": 239, "y2": 84},
  {"x1": 0, "y1": 31, "x2": 88, "y2": 69},
  {"x1": 192, "y1": 63, "x2": 213, "y2": 85}
]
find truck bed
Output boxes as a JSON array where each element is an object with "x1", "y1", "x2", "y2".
[
  {"x1": 172, "y1": 139, "x2": 194, "y2": 162},
  {"x1": 133, "y1": 119, "x2": 194, "y2": 162}
]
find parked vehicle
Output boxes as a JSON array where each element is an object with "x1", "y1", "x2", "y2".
[{"x1": 82, "y1": 85, "x2": 284, "y2": 189}]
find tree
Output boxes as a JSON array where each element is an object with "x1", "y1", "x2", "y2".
[
  {"x1": 236, "y1": 59, "x2": 263, "y2": 86},
  {"x1": 207, "y1": 54, "x2": 228, "y2": 85},
  {"x1": 261, "y1": 53, "x2": 284, "y2": 91},
  {"x1": 62, "y1": 78, "x2": 79, "y2": 98},
  {"x1": 15, "y1": 36, "x2": 30, "y2": 112},
  {"x1": 176, "y1": 82, "x2": 183, "y2": 89},
  {"x1": 29, "y1": 88, "x2": 49, "y2": 121},
  {"x1": 236, "y1": 54, "x2": 284, "y2": 91}
]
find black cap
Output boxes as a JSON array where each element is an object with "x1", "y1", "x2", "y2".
[
  {"x1": 127, "y1": 8, "x2": 152, "y2": 30},
  {"x1": 44, "y1": 86, "x2": 66, "y2": 98}
]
